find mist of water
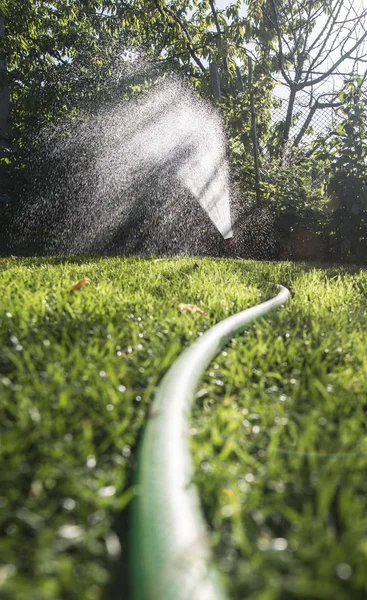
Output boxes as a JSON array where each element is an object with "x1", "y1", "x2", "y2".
[{"x1": 17, "y1": 75, "x2": 234, "y2": 255}]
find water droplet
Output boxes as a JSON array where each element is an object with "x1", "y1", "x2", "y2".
[
  {"x1": 221, "y1": 504, "x2": 234, "y2": 518},
  {"x1": 86, "y1": 456, "x2": 96, "y2": 468},
  {"x1": 0, "y1": 564, "x2": 17, "y2": 583},
  {"x1": 105, "y1": 531, "x2": 121, "y2": 558},
  {"x1": 98, "y1": 485, "x2": 116, "y2": 498},
  {"x1": 58, "y1": 524, "x2": 84, "y2": 539},
  {"x1": 268, "y1": 385, "x2": 279, "y2": 393},
  {"x1": 28, "y1": 407, "x2": 41, "y2": 422},
  {"x1": 336, "y1": 563, "x2": 352, "y2": 580},
  {"x1": 62, "y1": 498, "x2": 76, "y2": 511},
  {"x1": 122, "y1": 445, "x2": 131, "y2": 457},
  {"x1": 272, "y1": 537, "x2": 288, "y2": 551}
]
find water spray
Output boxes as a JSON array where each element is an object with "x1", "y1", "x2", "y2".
[{"x1": 18, "y1": 76, "x2": 235, "y2": 256}]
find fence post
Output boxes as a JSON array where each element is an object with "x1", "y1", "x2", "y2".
[
  {"x1": 0, "y1": 13, "x2": 10, "y2": 159},
  {"x1": 236, "y1": 66, "x2": 245, "y2": 93},
  {"x1": 209, "y1": 62, "x2": 221, "y2": 100},
  {"x1": 248, "y1": 57, "x2": 261, "y2": 203}
]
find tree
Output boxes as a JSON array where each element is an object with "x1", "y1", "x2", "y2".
[
  {"x1": 315, "y1": 76, "x2": 367, "y2": 261},
  {"x1": 256, "y1": 0, "x2": 367, "y2": 154},
  {"x1": 0, "y1": 8, "x2": 10, "y2": 158},
  {"x1": 4, "y1": 1, "x2": 128, "y2": 132}
]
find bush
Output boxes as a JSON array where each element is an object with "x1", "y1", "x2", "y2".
[{"x1": 314, "y1": 78, "x2": 367, "y2": 263}]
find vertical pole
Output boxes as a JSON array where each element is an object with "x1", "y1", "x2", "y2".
[
  {"x1": 236, "y1": 65, "x2": 245, "y2": 92},
  {"x1": 248, "y1": 57, "x2": 261, "y2": 203},
  {"x1": 209, "y1": 61, "x2": 221, "y2": 100},
  {"x1": 0, "y1": 13, "x2": 10, "y2": 158},
  {"x1": 208, "y1": 0, "x2": 229, "y2": 73}
]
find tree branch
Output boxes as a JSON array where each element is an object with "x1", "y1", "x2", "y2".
[
  {"x1": 208, "y1": 0, "x2": 229, "y2": 71},
  {"x1": 267, "y1": 0, "x2": 293, "y2": 85},
  {"x1": 302, "y1": 30, "x2": 367, "y2": 88},
  {"x1": 153, "y1": 1, "x2": 206, "y2": 72}
]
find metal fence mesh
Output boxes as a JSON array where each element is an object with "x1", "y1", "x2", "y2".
[{"x1": 270, "y1": 80, "x2": 367, "y2": 146}]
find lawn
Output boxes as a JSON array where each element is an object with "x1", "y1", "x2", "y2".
[{"x1": 0, "y1": 256, "x2": 366, "y2": 599}]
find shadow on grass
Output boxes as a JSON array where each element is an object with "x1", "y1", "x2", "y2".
[{"x1": 103, "y1": 503, "x2": 132, "y2": 599}]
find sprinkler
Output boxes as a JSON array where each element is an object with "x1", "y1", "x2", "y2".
[{"x1": 223, "y1": 237, "x2": 236, "y2": 248}]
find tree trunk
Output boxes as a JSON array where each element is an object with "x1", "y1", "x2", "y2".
[
  {"x1": 293, "y1": 104, "x2": 317, "y2": 148},
  {"x1": 209, "y1": 61, "x2": 222, "y2": 99},
  {"x1": 248, "y1": 57, "x2": 261, "y2": 202},
  {"x1": 0, "y1": 14, "x2": 10, "y2": 158},
  {"x1": 209, "y1": 0, "x2": 229, "y2": 72},
  {"x1": 236, "y1": 66, "x2": 245, "y2": 92},
  {"x1": 281, "y1": 86, "x2": 296, "y2": 158}
]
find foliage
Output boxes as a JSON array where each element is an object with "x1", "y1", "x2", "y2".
[
  {"x1": 219, "y1": 64, "x2": 275, "y2": 197},
  {"x1": 2, "y1": 0, "x2": 367, "y2": 262},
  {"x1": 254, "y1": 0, "x2": 367, "y2": 153},
  {"x1": 255, "y1": 151, "x2": 327, "y2": 259},
  {"x1": 2, "y1": 0, "x2": 252, "y2": 133},
  {"x1": 5, "y1": 1, "x2": 116, "y2": 130},
  {"x1": 314, "y1": 78, "x2": 367, "y2": 262}
]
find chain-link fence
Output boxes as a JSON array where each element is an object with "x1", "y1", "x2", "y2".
[{"x1": 270, "y1": 82, "x2": 367, "y2": 147}]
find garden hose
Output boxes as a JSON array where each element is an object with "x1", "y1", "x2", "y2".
[{"x1": 131, "y1": 284, "x2": 291, "y2": 600}]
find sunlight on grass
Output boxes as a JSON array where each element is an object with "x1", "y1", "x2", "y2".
[
  {"x1": 192, "y1": 264, "x2": 367, "y2": 599},
  {"x1": 1, "y1": 256, "x2": 366, "y2": 599},
  {"x1": 0, "y1": 256, "x2": 267, "y2": 600}
]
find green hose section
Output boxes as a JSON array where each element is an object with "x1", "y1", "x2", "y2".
[{"x1": 131, "y1": 284, "x2": 291, "y2": 600}]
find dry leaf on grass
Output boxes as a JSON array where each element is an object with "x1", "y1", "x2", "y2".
[
  {"x1": 223, "y1": 395, "x2": 237, "y2": 407},
  {"x1": 178, "y1": 303, "x2": 208, "y2": 317},
  {"x1": 71, "y1": 277, "x2": 91, "y2": 295},
  {"x1": 0, "y1": 255, "x2": 16, "y2": 264}
]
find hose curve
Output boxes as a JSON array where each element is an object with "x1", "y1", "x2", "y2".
[{"x1": 131, "y1": 284, "x2": 291, "y2": 600}]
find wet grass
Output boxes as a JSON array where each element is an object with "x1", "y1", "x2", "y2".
[
  {"x1": 192, "y1": 263, "x2": 367, "y2": 599},
  {"x1": 0, "y1": 255, "x2": 266, "y2": 600},
  {"x1": 0, "y1": 256, "x2": 366, "y2": 599}
]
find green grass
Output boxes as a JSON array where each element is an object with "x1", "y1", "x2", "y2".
[
  {"x1": 0, "y1": 255, "x2": 266, "y2": 600},
  {"x1": 0, "y1": 256, "x2": 367, "y2": 599},
  {"x1": 192, "y1": 264, "x2": 367, "y2": 599}
]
